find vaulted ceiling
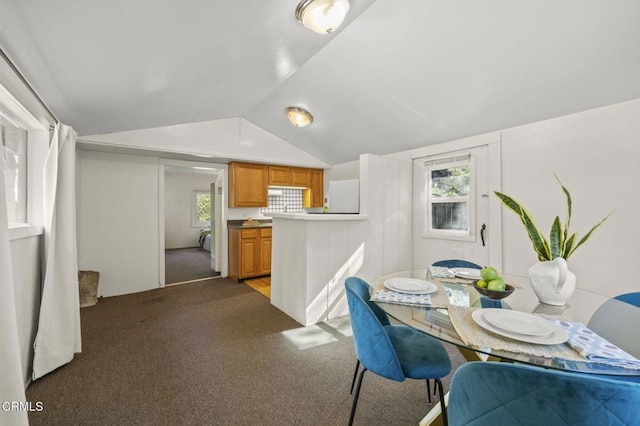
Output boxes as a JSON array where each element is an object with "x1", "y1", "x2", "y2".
[{"x1": 1, "y1": 0, "x2": 639, "y2": 165}]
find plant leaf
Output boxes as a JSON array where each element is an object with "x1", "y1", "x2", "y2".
[
  {"x1": 562, "y1": 233, "x2": 577, "y2": 258},
  {"x1": 555, "y1": 174, "x2": 572, "y2": 255},
  {"x1": 495, "y1": 191, "x2": 551, "y2": 261},
  {"x1": 550, "y1": 216, "x2": 563, "y2": 259},
  {"x1": 567, "y1": 210, "x2": 616, "y2": 258}
]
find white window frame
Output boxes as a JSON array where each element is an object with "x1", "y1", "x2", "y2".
[
  {"x1": 192, "y1": 190, "x2": 211, "y2": 228},
  {"x1": 422, "y1": 154, "x2": 476, "y2": 241},
  {"x1": 0, "y1": 82, "x2": 48, "y2": 240}
]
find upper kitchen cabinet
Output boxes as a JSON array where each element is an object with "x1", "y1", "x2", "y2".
[
  {"x1": 269, "y1": 166, "x2": 311, "y2": 188},
  {"x1": 229, "y1": 162, "x2": 268, "y2": 207},
  {"x1": 268, "y1": 166, "x2": 292, "y2": 186},
  {"x1": 304, "y1": 168, "x2": 324, "y2": 208},
  {"x1": 291, "y1": 168, "x2": 311, "y2": 187}
]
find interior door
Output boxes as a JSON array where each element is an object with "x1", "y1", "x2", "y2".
[
  {"x1": 412, "y1": 145, "x2": 492, "y2": 269},
  {"x1": 211, "y1": 180, "x2": 223, "y2": 272}
]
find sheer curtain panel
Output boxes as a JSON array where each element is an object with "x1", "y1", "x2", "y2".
[{"x1": 32, "y1": 123, "x2": 81, "y2": 380}]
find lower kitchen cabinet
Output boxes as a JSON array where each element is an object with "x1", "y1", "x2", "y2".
[{"x1": 228, "y1": 227, "x2": 272, "y2": 282}]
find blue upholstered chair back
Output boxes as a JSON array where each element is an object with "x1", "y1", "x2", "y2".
[
  {"x1": 449, "y1": 362, "x2": 640, "y2": 426},
  {"x1": 615, "y1": 291, "x2": 640, "y2": 307},
  {"x1": 588, "y1": 295, "x2": 640, "y2": 360},
  {"x1": 345, "y1": 277, "x2": 404, "y2": 381},
  {"x1": 431, "y1": 259, "x2": 482, "y2": 269}
]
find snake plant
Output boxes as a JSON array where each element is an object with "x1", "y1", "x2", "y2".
[{"x1": 494, "y1": 175, "x2": 614, "y2": 261}]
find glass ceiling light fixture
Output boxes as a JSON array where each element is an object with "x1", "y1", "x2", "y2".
[
  {"x1": 285, "y1": 106, "x2": 314, "y2": 128},
  {"x1": 295, "y1": 0, "x2": 350, "y2": 34}
]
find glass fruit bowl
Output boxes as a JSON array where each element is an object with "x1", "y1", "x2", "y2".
[{"x1": 472, "y1": 280, "x2": 515, "y2": 300}]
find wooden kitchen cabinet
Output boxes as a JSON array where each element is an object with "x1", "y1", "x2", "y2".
[
  {"x1": 291, "y1": 168, "x2": 311, "y2": 187},
  {"x1": 229, "y1": 162, "x2": 268, "y2": 207},
  {"x1": 230, "y1": 161, "x2": 323, "y2": 208},
  {"x1": 304, "y1": 168, "x2": 324, "y2": 208},
  {"x1": 268, "y1": 166, "x2": 292, "y2": 186},
  {"x1": 228, "y1": 227, "x2": 272, "y2": 282},
  {"x1": 259, "y1": 228, "x2": 272, "y2": 275}
]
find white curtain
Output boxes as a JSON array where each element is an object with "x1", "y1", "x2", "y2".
[
  {"x1": 32, "y1": 123, "x2": 81, "y2": 380},
  {"x1": 0, "y1": 144, "x2": 29, "y2": 425}
]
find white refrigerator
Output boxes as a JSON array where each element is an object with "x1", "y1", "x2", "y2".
[{"x1": 328, "y1": 179, "x2": 360, "y2": 213}]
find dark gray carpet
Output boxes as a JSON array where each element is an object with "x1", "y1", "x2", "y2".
[
  {"x1": 25, "y1": 278, "x2": 466, "y2": 425},
  {"x1": 165, "y1": 247, "x2": 219, "y2": 284}
]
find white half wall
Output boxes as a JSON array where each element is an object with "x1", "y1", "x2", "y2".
[{"x1": 77, "y1": 150, "x2": 160, "y2": 297}]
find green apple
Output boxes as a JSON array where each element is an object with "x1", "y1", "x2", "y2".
[
  {"x1": 480, "y1": 266, "x2": 499, "y2": 281},
  {"x1": 476, "y1": 279, "x2": 488, "y2": 288},
  {"x1": 487, "y1": 278, "x2": 506, "y2": 291}
]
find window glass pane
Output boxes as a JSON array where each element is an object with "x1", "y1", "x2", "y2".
[
  {"x1": 1, "y1": 118, "x2": 27, "y2": 224},
  {"x1": 430, "y1": 166, "x2": 470, "y2": 198},
  {"x1": 196, "y1": 192, "x2": 211, "y2": 224},
  {"x1": 431, "y1": 202, "x2": 468, "y2": 231}
]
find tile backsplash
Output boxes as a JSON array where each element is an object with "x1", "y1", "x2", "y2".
[{"x1": 262, "y1": 188, "x2": 303, "y2": 213}]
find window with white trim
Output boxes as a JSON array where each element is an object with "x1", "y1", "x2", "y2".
[
  {"x1": 1, "y1": 114, "x2": 28, "y2": 224},
  {"x1": 192, "y1": 190, "x2": 211, "y2": 227},
  {"x1": 423, "y1": 154, "x2": 474, "y2": 239}
]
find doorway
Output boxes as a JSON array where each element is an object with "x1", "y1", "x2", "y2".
[
  {"x1": 159, "y1": 160, "x2": 228, "y2": 286},
  {"x1": 412, "y1": 143, "x2": 502, "y2": 270}
]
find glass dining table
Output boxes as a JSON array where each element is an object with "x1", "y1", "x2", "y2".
[
  {"x1": 373, "y1": 269, "x2": 640, "y2": 376},
  {"x1": 372, "y1": 269, "x2": 640, "y2": 425}
]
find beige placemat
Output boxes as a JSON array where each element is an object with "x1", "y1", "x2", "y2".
[{"x1": 448, "y1": 305, "x2": 584, "y2": 361}]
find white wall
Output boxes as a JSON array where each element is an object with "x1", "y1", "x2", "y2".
[
  {"x1": 77, "y1": 150, "x2": 160, "y2": 297},
  {"x1": 499, "y1": 98, "x2": 640, "y2": 297},
  {"x1": 394, "y1": 98, "x2": 640, "y2": 299},
  {"x1": 164, "y1": 173, "x2": 216, "y2": 249}
]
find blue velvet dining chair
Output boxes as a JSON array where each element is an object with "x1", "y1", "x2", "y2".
[
  {"x1": 345, "y1": 277, "x2": 452, "y2": 425},
  {"x1": 448, "y1": 361, "x2": 640, "y2": 426},
  {"x1": 431, "y1": 259, "x2": 482, "y2": 269},
  {"x1": 587, "y1": 292, "x2": 640, "y2": 383},
  {"x1": 615, "y1": 291, "x2": 640, "y2": 307}
]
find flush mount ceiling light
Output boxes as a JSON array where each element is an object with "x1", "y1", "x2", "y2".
[
  {"x1": 295, "y1": 0, "x2": 350, "y2": 34},
  {"x1": 285, "y1": 106, "x2": 314, "y2": 127}
]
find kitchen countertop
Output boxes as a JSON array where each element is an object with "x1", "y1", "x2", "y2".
[
  {"x1": 227, "y1": 220, "x2": 273, "y2": 229},
  {"x1": 267, "y1": 213, "x2": 368, "y2": 221}
]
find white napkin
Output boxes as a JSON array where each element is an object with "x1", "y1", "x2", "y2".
[
  {"x1": 429, "y1": 266, "x2": 455, "y2": 278},
  {"x1": 370, "y1": 289, "x2": 432, "y2": 307},
  {"x1": 552, "y1": 320, "x2": 640, "y2": 370}
]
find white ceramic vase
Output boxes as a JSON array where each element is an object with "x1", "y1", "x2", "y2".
[{"x1": 528, "y1": 257, "x2": 576, "y2": 306}]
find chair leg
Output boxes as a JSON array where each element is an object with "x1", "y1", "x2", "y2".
[
  {"x1": 349, "y1": 367, "x2": 367, "y2": 426},
  {"x1": 434, "y1": 378, "x2": 447, "y2": 426},
  {"x1": 425, "y1": 379, "x2": 432, "y2": 404},
  {"x1": 350, "y1": 359, "x2": 361, "y2": 395}
]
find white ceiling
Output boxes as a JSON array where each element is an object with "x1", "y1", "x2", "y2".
[{"x1": 1, "y1": 0, "x2": 639, "y2": 165}]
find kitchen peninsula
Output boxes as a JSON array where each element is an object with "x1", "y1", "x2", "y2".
[{"x1": 268, "y1": 212, "x2": 368, "y2": 326}]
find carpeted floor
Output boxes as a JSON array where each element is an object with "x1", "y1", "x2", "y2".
[
  {"x1": 25, "y1": 277, "x2": 466, "y2": 426},
  {"x1": 165, "y1": 247, "x2": 219, "y2": 284}
]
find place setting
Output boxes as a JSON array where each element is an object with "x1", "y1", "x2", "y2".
[
  {"x1": 370, "y1": 277, "x2": 444, "y2": 307},
  {"x1": 471, "y1": 308, "x2": 569, "y2": 345}
]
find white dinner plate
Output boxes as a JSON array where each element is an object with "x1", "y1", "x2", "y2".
[
  {"x1": 471, "y1": 309, "x2": 568, "y2": 345},
  {"x1": 451, "y1": 268, "x2": 482, "y2": 280},
  {"x1": 384, "y1": 278, "x2": 438, "y2": 295},
  {"x1": 482, "y1": 309, "x2": 554, "y2": 337}
]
